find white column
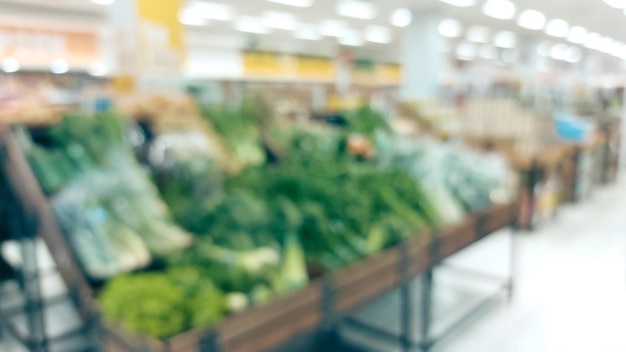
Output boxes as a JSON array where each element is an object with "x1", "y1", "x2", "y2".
[{"x1": 401, "y1": 10, "x2": 443, "y2": 100}]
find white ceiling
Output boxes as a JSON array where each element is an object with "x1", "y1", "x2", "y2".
[{"x1": 1, "y1": 0, "x2": 625, "y2": 64}]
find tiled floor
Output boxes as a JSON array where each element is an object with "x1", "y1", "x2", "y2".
[{"x1": 342, "y1": 179, "x2": 626, "y2": 352}]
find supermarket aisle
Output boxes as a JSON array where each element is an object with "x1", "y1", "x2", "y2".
[{"x1": 442, "y1": 179, "x2": 626, "y2": 352}]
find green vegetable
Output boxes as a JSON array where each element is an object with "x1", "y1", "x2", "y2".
[
  {"x1": 273, "y1": 233, "x2": 308, "y2": 295},
  {"x1": 100, "y1": 273, "x2": 188, "y2": 339}
]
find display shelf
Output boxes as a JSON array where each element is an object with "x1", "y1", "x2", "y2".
[{"x1": 1, "y1": 124, "x2": 519, "y2": 352}]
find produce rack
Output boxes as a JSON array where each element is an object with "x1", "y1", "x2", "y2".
[
  {"x1": 0, "y1": 125, "x2": 101, "y2": 351},
  {"x1": 0, "y1": 123, "x2": 519, "y2": 352}
]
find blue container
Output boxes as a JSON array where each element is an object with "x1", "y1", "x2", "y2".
[{"x1": 554, "y1": 112, "x2": 591, "y2": 143}]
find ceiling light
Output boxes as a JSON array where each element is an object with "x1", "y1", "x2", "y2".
[
  {"x1": 88, "y1": 62, "x2": 107, "y2": 77},
  {"x1": 263, "y1": 11, "x2": 298, "y2": 30},
  {"x1": 567, "y1": 26, "x2": 587, "y2": 44},
  {"x1": 319, "y1": 19, "x2": 348, "y2": 37},
  {"x1": 517, "y1": 10, "x2": 546, "y2": 30},
  {"x1": 364, "y1": 25, "x2": 392, "y2": 44},
  {"x1": 1, "y1": 58, "x2": 19, "y2": 73},
  {"x1": 439, "y1": 19, "x2": 462, "y2": 38},
  {"x1": 550, "y1": 43, "x2": 567, "y2": 60},
  {"x1": 482, "y1": 0, "x2": 516, "y2": 20},
  {"x1": 493, "y1": 31, "x2": 516, "y2": 48},
  {"x1": 618, "y1": 46, "x2": 626, "y2": 59},
  {"x1": 294, "y1": 24, "x2": 321, "y2": 40},
  {"x1": 599, "y1": 37, "x2": 615, "y2": 53},
  {"x1": 565, "y1": 47, "x2": 582, "y2": 63},
  {"x1": 456, "y1": 42, "x2": 476, "y2": 60},
  {"x1": 439, "y1": 0, "x2": 476, "y2": 7},
  {"x1": 337, "y1": 0, "x2": 377, "y2": 20},
  {"x1": 604, "y1": 0, "x2": 626, "y2": 8},
  {"x1": 338, "y1": 29, "x2": 363, "y2": 46},
  {"x1": 235, "y1": 16, "x2": 271, "y2": 34},
  {"x1": 187, "y1": 2, "x2": 233, "y2": 21},
  {"x1": 391, "y1": 8, "x2": 412, "y2": 27},
  {"x1": 545, "y1": 19, "x2": 569, "y2": 37},
  {"x1": 467, "y1": 26, "x2": 489, "y2": 43},
  {"x1": 479, "y1": 45, "x2": 496, "y2": 59},
  {"x1": 267, "y1": 0, "x2": 313, "y2": 7},
  {"x1": 91, "y1": 0, "x2": 114, "y2": 5},
  {"x1": 178, "y1": 9, "x2": 209, "y2": 26},
  {"x1": 51, "y1": 59, "x2": 69, "y2": 74},
  {"x1": 537, "y1": 41, "x2": 552, "y2": 56},
  {"x1": 584, "y1": 32, "x2": 602, "y2": 49}
]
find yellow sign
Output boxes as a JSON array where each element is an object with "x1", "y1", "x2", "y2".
[
  {"x1": 243, "y1": 51, "x2": 286, "y2": 78},
  {"x1": 110, "y1": 75, "x2": 136, "y2": 93},
  {"x1": 136, "y1": 0, "x2": 184, "y2": 73},
  {"x1": 376, "y1": 64, "x2": 402, "y2": 85},
  {"x1": 243, "y1": 51, "x2": 336, "y2": 81},
  {"x1": 295, "y1": 56, "x2": 335, "y2": 81}
]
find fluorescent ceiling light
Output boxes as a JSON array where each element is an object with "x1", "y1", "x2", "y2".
[
  {"x1": 584, "y1": 32, "x2": 602, "y2": 49},
  {"x1": 364, "y1": 25, "x2": 392, "y2": 44},
  {"x1": 439, "y1": 19, "x2": 462, "y2": 38},
  {"x1": 604, "y1": 0, "x2": 626, "y2": 8},
  {"x1": 88, "y1": 62, "x2": 107, "y2": 77},
  {"x1": 91, "y1": 0, "x2": 114, "y2": 5},
  {"x1": 619, "y1": 46, "x2": 626, "y2": 59},
  {"x1": 545, "y1": 19, "x2": 569, "y2": 37},
  {"x1": 235, "y1": 16, "x2": 271, "y2": 34},
  {"x1": 439, "y1": 0, "x2": 476, "y2": 7},
  {"x1": 267, "y1": 0, "x2": 313, "y2": 7},
  {"x1": 51, "y1": 59, "x2": 69, "y2": 74},
  {"x1": 567, "y1": 26, "x2": 587, "y2": 44},
  {"x1": 179, "y1": 9, "x2": 209, "y2": 26},
  {"x1": 482, "y1": 0, "x2": 516, "y2": 20},
  {"x1": 187, "y1": 1, "x2": 233, "y2": 21},
  {"x1": 517, "y1": 10, "x2": 546, "y2": 30},
  {"x1": 467, "y1": 26, "x2": 489, "y2": 43},
  {"x1": 479, "y1": 45, "x2": 496, "y2": 59},
  {"x1": 537, "y1": 41, "x2": 552, "y2": 56},
  {"x1": 391, "y1": 8, "x2": 412, "y2": 27},
  {"x1": 263, "y1": 11, "x2": 298, "y2": 30},
  {"x1": 599, "y1": 37, "x2": 615, "y2": 53},
  {"x1": 502, "y1": 49, "x2": 518, "y2": 63},
  {"x1": 337, "y1": 0, "x2": 377, "y2": 20},
  {"x1": 565, "y1": 47, "x2": 582, "y2": 63},
  {"x1": 550, "y1": 43, "x2": 567, "y2": 60},
  {"x1": 294, "y1": 24, "x2": 321, "y2": 40},
  {"x1": 456, "y1": 42, "x2": 476, "y2": 60},
  {"x1": 319, "y1": 19, "x2": 348, "y2": 37},
  {"x1": 1, "y1": 58, "x2": 19, "y2": 73},
  {"x1": 493, "y1": 31, "x2": 516, "y2": 48},
  {"x1": 338, "y1": 29, "x2": 363, "y2": 46}
]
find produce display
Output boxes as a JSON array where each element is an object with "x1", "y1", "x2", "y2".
[{"x1": 15, "y1": 98, "x2": 509, "y2": 341}]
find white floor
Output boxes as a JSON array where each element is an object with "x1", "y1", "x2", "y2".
[
  {"x1": 441, "y1": 180, "x2": 626, "y2": 352},
  {"x1": 342, "y1": 178, "x2": 626, "y2": 352}
]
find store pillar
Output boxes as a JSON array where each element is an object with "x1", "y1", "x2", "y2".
[{"x1": 401, "y1": 10, "x2": 444, "y2": 100}]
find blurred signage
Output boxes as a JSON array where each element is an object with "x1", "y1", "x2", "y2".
[
  {"x1": 136, "y1": 0, "x2": 184, "y2": 74},
  {"x1": 376, "y1": 64, "x2": 402, "y2": 85},
  {"x1": 0, "y1": 25, "x2": 98, "y2": 67},
  {"x1": 351, "y1": 59, "x2": 376, "y2": 86},
  {"x1": 243, "y1": 51, "x2": 334, "y2": 81},
  {"x1": 295, "y1": 55, "x2": 335, "y2": 81}
]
